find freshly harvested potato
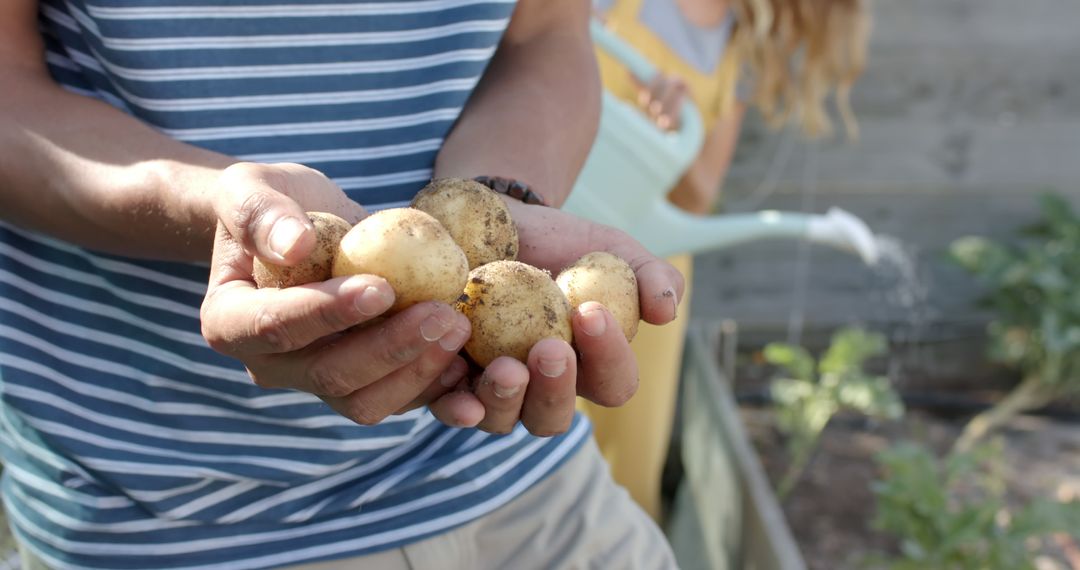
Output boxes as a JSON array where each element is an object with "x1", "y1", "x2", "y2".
[
  {"x1": 410, "y1": 178, "x2": 518, "y2": 269},
  {"x1": 253, "y1": 211, "x2": 352, "y2": 288},
  {"x1": 556, "y1": 252, "x2": 640, "y2": 342},
  {"x1": 332, "y1": 208, "x2": 469, "y2": 314},
  {"x1": 456, "y1": 260, "x2": 573, "y2": 367}
]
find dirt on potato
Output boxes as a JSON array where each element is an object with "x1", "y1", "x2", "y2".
[
  {"x1": 252, "y1": 211, "x2": 352, "y2": 288},
  {"x1": 456, "y1": 260, "x2": 572, "y2": 367},
  {"x1": 411, "y1": 178, "x2": 519, "y2": 269}
]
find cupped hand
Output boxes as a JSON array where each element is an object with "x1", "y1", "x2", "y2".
[
  {"x1": 429, "y1": 196, "x2": 685, "y2": 436},
  {"x1": 200, "y1": 162, "x2": 473, "y2": 426}
]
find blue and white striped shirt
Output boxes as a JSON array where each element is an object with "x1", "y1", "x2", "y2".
[{"x1": 0, "y1": 2, "x2": 589, "y2": 568}]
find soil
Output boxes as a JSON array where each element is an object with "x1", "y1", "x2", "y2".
[{"x1": 737, "y1": 405, "x2": 1080, "y2": 570}]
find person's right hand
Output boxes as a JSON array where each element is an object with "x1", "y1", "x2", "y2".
[
  {"x1": 199, "y1": 162, "x2": 474, "y2": 425},
  {"x1": 426, "y1": 196, "x2": 686, "y2": 437},
  {"x1": 634, "y1": 72, "x2": 688, "y2": 132}
]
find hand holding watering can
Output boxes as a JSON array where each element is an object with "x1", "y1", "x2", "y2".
[{"x1": 564, "y1": 20, "x2": 879, "y2": 265}]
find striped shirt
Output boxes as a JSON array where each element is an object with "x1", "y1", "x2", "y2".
[{"x1": 0, "y1": 2, "x2": 589, "y2": 568}]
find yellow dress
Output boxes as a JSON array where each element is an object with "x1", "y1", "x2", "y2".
[{"x1": 579, "y1": 0, "x2": 739, "y2": 522}]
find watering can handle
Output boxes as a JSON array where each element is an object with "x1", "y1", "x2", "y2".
[
  {"x1": 589, "y1": 19, "x2": 705, "y2": 164},
  {"x1": 575, "y1": 21, "x2": 880, "y2": 263}
]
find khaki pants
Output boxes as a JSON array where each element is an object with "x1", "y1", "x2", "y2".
[{"x1": 19, "y1": 438, "x2": 678, "y2": 570}]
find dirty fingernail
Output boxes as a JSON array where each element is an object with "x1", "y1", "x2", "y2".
[
  {"x1": 268, "y1": 217, "x2": 309, "y2": 260},
  {"x1": 580, "y1": 308, "x2": 607, "y2": 337},
  {"x1": 538, "y1": 356, "x2": 567, "y2": 378}
]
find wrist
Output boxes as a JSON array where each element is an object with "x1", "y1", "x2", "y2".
[{"x1": 134, "y1": 157, "x2": 235, "y2": 260}]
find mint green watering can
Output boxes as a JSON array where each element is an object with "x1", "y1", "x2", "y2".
[{"x1": 564, "y1": 21, "x2": 879, "y2": 265}]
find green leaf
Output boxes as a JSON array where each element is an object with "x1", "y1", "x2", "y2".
[
  {"x1": 770, "y1": 378, "x2": 814, "y2": 405},
  {"x1": 763, "y1": 342, "x2": 816, "y2": 381},
  {"x1": 819, "y1": 327, "x2": 887, "y2": 375},
  {"x1": 870, "y1": 440, "x2": 1069, "y2": 570},
  {"x1": 836, "y1": 376, "x2": 905, "y2": 419},
  {"x1": 950, "y1": 192, "x2": 1080, "y2": 411},
  {"x1": 1008, "y1": 499, "x2": 1075, "y2": 537},
  {"x1": 948, "y1": 236, "x2": 1013, "y2": 276},
  {"x1": 1036, "y1": 192, "x2": 1078, "y2": 234}
]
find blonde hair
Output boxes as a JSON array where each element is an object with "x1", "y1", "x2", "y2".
[{"x1": 729, "y1": 0, "x2": 870, "y2": 139}]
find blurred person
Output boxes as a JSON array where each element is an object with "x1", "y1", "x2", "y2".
[
  {"x1": 0, "y1": 1, "x2": 687, "y2": 568},
  {"x1": 584, "y1": 0, "x2": 869, "y2": 521}
]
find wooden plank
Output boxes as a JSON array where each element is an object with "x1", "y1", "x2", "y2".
[{"x1": 670, "y1": 327, "x2": 806, "y2": 570}]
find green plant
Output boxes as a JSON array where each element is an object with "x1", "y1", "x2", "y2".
[
  {"x1": 949, "y1": 193, "x2": 1080, "y2": 452},
  {"x1": 869, "y1": 440, "x2": 1080, "y2": 570},
  {"x1": 765, "y1": 326, "x2": 904, "y2": 498}
]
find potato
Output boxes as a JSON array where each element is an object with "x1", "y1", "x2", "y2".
[
  {"x1": 253, "y1": 211, "x2": 352, "y2": 288},
  {"x1": 332, "y1": 208, "x2": 469, "y2": 314},
  {"x1": 456, "y1": 260, "x2": 573, "y2": 367},
  {"x1": 556, "y1": 252, "x2": 640, "y2": 342},
  {"x1": 410, "y1": 178, "x2": 518, "y2": 269}
]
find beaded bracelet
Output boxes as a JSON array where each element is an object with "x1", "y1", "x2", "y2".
[{"x1": 472, "y1": 176, "x2": 548, "y2": 207}]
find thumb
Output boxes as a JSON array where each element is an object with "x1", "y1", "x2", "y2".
[{"x1": 212, "y1": 163, "x2": 316, "y2": 264}]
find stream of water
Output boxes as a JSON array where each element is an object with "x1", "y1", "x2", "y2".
[{"x1": 868, "y1": 234, "x2": 938, "y2": 384}]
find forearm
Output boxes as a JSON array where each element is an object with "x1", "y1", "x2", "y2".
[
  {"x1": 0, "y1": 69, "x2": 233, "y2": 261},
  {"x1": 434, "y1": 0, "x2": 600, "y2": 207},
  {"x1": 668, "y1": 103, "x2": 746, "y2": 215}
]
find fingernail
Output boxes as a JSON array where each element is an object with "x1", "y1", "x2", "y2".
[
  {"x1": 580, "y1": 307, "x2": 607, "y2": 337},
  {"x1": 268, "y1": 217, "x2": 309, "y2": 260},
  {"x1": 355, "y1": 285, "x2": 393, "y2": 317},
  {"x1": 494, "y1": 378, "x2": 523, "y2": 399},
  {"x1": 420, "y1": 312, "x2": 452, "y2": 342},
  {"x1": 538, "y1": 356, "x2": 567, "y2": 378},
  {"x1": 439, "y1": 327, "x2": 469, "y2": 352}
]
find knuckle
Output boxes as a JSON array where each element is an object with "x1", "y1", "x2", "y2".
[
  {"x1": 221, "y1": 161, "x2": 266, "y2": 183},
  {"x1": 381, "y1": 341, "x2": 423, "y2": 369},
  {"x1": 371, "y1": 318, "x2": 425, "y2": 367},
  {"x1": 406, "y1": 350, "x2": 445, "y2": 383},
  {"x1": 538, "y1": 392, "x2": 575, "y2": 410},
  {"x1": 308, "y1": 365, "x2": 353, "y2": 398},
  {"x1": 233, "y1": 190, "x2": 276, "y2": 237},
  {"x1": 199, "y1": 293, "x2": 228, "y2": 352},
  {"x1": 200, "y1": 321, "x2": 229, "y2": 354},
  {"x1": 290, "y1": 163, "x2": 327, "y2": 181},
  {"x1": 314, "y1": 300, "x2": 357, "y2": 335},
  {"x1": 252, "y1": 307, "x2": 296, "y2": 353},
  {"x1": 346, "y1": 400, "x2": 386, "y2": 427},
  {"x1": 594, "y1": 381, "x2": 638, "y2": 408}
]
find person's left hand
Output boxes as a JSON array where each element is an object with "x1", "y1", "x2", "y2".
[
  {"x1": 635, "y1": 72, "x2": 689, "y2": 132},
  {"x1": 425, "y1": 197, "x2": 685, "y2": 436}
]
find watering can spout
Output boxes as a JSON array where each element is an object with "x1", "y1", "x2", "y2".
[
  {"x1": 641, "y1": 200, "x2": 880, "y2": 264},
  {"x1": 805, "y1": 207, "x2": 880, "y2": 265}
]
